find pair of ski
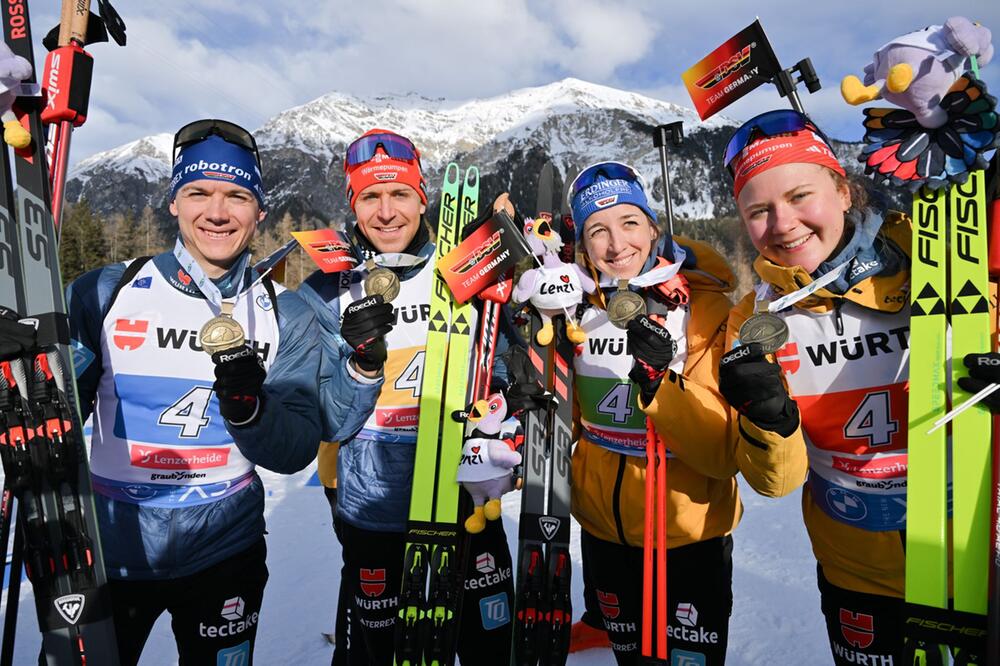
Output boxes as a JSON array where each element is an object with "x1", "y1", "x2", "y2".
[
  {"x1": 0, "y1": 1, "x2": 120, "y2": 665},
  {"x1": 395, "y1": 163, "x2": 481, "y2": 666},
  {"x1": 510, "y1": 162, "x2": 573, "y2": 666},
  {"x1": 906, "y1": 171, "x2": 993, "y2": 665}
]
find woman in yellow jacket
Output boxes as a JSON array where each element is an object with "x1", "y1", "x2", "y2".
[
  {"x1": 717, "y1": 109, "x2": 919, "y2": 665},
  {"x1": 567, "y1": 161, "x2": 741, "y2": 665}
]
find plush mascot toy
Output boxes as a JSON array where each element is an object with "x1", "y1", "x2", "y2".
[
  {"x1": 513, "y1": 216, "x2": 595, "y2": 345},
  {"x1": 842, "y1": 16, "x2": 998, "y2": 189},
  {"x1": 0, "y1": 42, "x2": 32, "y2": 149},
  {"x1": 456, "y1": 393, "x2": 523, "y2": 534}
]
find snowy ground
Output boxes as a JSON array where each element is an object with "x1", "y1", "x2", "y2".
[{"x1": 2, "y1": 464, "x2": 832, "y2": 665}]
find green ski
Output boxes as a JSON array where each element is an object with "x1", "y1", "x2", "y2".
[
  {"x1": 948, "y1": 172, "x2": 991, "y2": 666},
  {"x1": 395, "y1": 164, "x2": 479, "y2": 666},
  {"x1": 906, "y1": 185, "x2": 950, "y2": 665},
  {"x1": 906, "y1": 174, "x2": 992, "y2": 664}
]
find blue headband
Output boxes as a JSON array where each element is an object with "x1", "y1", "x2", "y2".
[
  {"x1": 570, "y1": 176, "x2": 657, "y2": 240},
  {"x1": 169, "y1": 135, "x2": 266, "y2": 208}
]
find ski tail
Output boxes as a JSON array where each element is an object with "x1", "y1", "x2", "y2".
[{"x1": 512, "y1": 321, "x2": 553, "y2": 666}]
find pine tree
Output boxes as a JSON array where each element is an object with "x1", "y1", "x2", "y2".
[
  {"x1": 139, "y1": 205, "x2": 169, "y2": 255},
  {"x1": 59, "y1": 201, "x2": 109, "y2": 285},
  {"x1": 254, "y1": 211, "x2": 310, "y2": 288},
  {"x1": 107, "y1": 210, "x2": 144, "y2": 262}
]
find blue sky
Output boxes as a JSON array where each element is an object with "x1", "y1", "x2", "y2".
[{"x1": 31, "y1": 0, "x2": 999, "y2": 163}]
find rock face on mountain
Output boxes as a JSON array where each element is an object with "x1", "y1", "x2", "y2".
[{"x1": 66, "y1": 77, "x2": 863, "y2": 228}]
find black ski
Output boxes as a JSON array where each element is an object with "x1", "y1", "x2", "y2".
[
  {"x1": 0, "y1": 1, "x2": 119, "y2": 663},
  {"x1": 510, "y1": 164, "x2": 573, "y2": 665}
]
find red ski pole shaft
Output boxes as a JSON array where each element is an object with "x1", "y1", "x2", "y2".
[
  {"x1": 656, "y1": 431, "x2": 668, "y2": 660},
  {"x1": 987, "y1": 151, "x2": 1000, "y2": 665},
  {"x1": 642, "y1": 419, "x2": 656, "y2": 657},
  {"x1": 43, "y1": 0, "x2": 93, "y2": 232}
]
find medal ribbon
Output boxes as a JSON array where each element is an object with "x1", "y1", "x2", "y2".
[
  {"x1": 597, "y1": 244, "x2": 688, "y2": 289},
  {"x1": 765, "y1": 260, "x2": 850, "y2": 312},
  {"x1": 173, "y1": 238, "x2": 265, "y2": 313},
  {"x1": 356, "y1": 252, "x2": 427, "y2": 275}
]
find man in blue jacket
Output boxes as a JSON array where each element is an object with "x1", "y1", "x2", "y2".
[
  {"x1": 298, "y1": 129, "x2": 517, "y2": 665},
  {"x1": 67, "y1": 119, "x2": 321, "y2": 666}
]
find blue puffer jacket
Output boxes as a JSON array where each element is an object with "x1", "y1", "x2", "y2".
[
  {"x1": 67, "y1": 247, "x2": 321, "y2": 580},
  {"x1": 298, "y1": 238, "x2": 514, "y2": 533}
]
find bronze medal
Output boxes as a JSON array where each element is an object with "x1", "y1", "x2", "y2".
[
  {"x1": 364, "y1": 266, "x2": 400, "y2": 303},
  {"x1": 738, "y1": 312, "x2": 789, "y2": 354},
  {"x1": 199, "y1": 313, "x2": 246, "y2": 355},
  {"x1": 607, "y1": 280, "x2": 646, "y2": 330}
]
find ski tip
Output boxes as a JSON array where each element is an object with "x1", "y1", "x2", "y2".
[{"x1": 464, "y1": 165, "x2": 480, "y2": 189}]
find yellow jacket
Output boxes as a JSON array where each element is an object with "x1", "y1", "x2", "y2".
[
  {"x1": 317, "y1": 441, "x2": 339, "y2": 488},
  {"x1": 728, "y1": 212, "x2": 912, "y2": 597},
  {"x1": 572, "y1": 237, "x2": 742, "y2": 549}
]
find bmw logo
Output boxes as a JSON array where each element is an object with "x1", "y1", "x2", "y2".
[{"x1": 826, "y1": 488, "x2": 867, "y2": 522}]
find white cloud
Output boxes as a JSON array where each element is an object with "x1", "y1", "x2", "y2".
[{"x1": 49, "y1": 0, "x2": 1000, "y2": 163}]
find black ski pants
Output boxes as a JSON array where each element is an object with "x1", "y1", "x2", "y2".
[
  {"x1": 107, "y1": 538, "x2": 268, "y2": 666},
  {"x1": 580, "y1": 529, "x2": 733, "y2": 666},
  {"x1": 334, "y1": 515, "x2": 514, "y2": 666},
  {"x1": 818, "y1": 563, "x2": 931, "y2": 666}
]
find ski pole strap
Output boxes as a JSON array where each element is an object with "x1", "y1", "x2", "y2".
[{"x1": 40, "y1": 45, "x2": 93, "y2": 126}]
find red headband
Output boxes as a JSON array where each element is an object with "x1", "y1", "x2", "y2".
[{"x1": 731, "y1": 129, "x2": 845, "y2": 200}]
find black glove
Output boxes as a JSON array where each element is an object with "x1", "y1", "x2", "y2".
[
  {"x1": 212, "y1": 345, "x2": 266, "y2": 425},
  {"x1": 719, "y1": 343, "x2": 799, "y2": 437},
  {"x1": 626, "y1": 315, "x2": 675, "y2": 403},
  {"x1": 501, "y1": 346, "x2": 551, "y2": 414},
  {"x1": 0, "y1": 307, "x2": 36, "y2": 359},
  {"x1": 341, "y1": 294, "x2": 394, "y2": 373},
  {"x1": 958, "y1": 353, "x2": 1000, "y2": 411}
]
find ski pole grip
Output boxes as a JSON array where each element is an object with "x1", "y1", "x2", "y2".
[
  {"x1": 652, "y1": 122, "x2": 683, "y2": 149},
  {"x1": 56, "y1": 0, "x2": 74, "y2": 47},
  {"x1": 68, "y1": 0, "x2": 91, "y2": 46}
]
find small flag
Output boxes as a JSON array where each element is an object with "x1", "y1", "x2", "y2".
[
  {"x1": 682, "y1": 19, "x2": 781, "y2": 120},
  {"x1": 293, "y1": 229, "x2": 359, "y2": 273}
]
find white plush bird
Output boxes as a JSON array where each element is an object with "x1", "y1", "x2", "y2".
[{"x1": 0, "y1": 41, "x2": 32, "y2": 149}]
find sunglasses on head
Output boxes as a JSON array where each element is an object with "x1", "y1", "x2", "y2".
[
  {"x1": 345, "y1": 132, "x2": 420, "y2": 168},
  {"x1": 173, "y1": 119, "x2": 261, "y2": 169},
  {"x1": 723, "y1": 109, "x2": 833, "y2": 174}
]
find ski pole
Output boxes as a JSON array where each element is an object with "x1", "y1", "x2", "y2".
[
  {"x1": 928, "y1": 382, "x2": 1000, "y2": 434},
  {"x1": 41, "y1": 0, "x2": 126, "y2": 234},
  {"x1": 641, "y1": 423, "x2": 655, "y2": 658},
  {"x1": 651, "y1": 123, "x2": 683, "y2": 239},
  {"x1": 43, "y1": 0, "x2": 92, "y2": 232},
  {"x1": 987, "y1": 147, "x2": 1000, "y2": 666},
  {"x1": 655, "y1": 430, "x2": 668, "y2": 661}
]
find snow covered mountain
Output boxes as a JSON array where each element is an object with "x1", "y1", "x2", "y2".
[{"x1": 65, "y1": 78, "x2": 749, "y2": 225}]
